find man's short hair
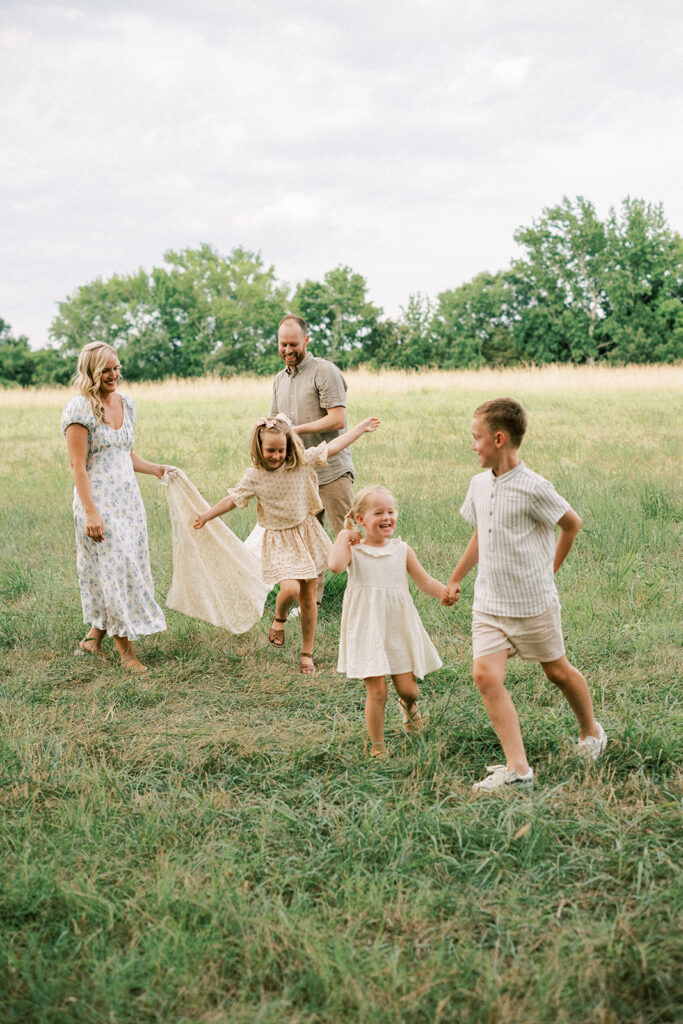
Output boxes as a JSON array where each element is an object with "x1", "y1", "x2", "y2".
[
  {"x1": 278, "y1": 314, "x2": 308, "y2": 334},
  {"x1": 474, "y1": 398, "x2": 527, "y2": 447}
]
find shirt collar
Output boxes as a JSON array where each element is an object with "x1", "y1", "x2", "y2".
[
  {"x1": 491, "y1": 460, "x2": 524, "y2": 483},
  {"x1": 285, "y1": 351, "x2": 312, "y2": 377}
]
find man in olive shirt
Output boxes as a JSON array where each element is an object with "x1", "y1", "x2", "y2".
[{"x1": 270, "y1": 314, "x2": 354, "y2": 604}]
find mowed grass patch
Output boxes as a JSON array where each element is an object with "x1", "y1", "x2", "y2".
[{"x1": 0, "y1": 367, "x2": 681, "y2": 1023}]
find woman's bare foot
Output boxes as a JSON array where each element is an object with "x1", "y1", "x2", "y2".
[
  {"x1": 78, "y1": 633, "x2": 105, "y2": 657},
  {"x1": 120, "y1": 651, "x2": 148, "y2": 674},
  {"x1": 114, "y1": 638, "x2": 148, "y2": 674}
]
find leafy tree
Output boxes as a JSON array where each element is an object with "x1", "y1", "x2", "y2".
[
  {"x1": 601, "y1": 199, "x2": 683, "y2": 363},
  {"x1": 0, "y1": 319, "x2": 34, "y2": 386},
  {"x1": 433, "y1": 271, "x2": 515, "y2": 367},
  {"x1": 31, "y1": 347, "x2": 72, "y2": 386},
  {"x1": 370, "y1": 294, "x2": 440, "y2": 369},
  {"x1": 50, "y1": 245, "x2": 289, "y2": 380},
  {"x1": 511, "y1": 196, "x2": 608, "y2": 362},
  {"x1": 292, "y1": 266, "x2": 383, "y2": 367},
  {"x1": 194, "y1": 245, "x2": 288, "y2": 376}
]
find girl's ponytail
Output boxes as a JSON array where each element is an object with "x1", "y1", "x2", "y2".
[{"x1": 342, "y1": 508, "x2": 356, "y2": 531}]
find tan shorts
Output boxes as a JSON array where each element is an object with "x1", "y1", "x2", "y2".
[{"x1": 472, "y1": 596, "x2": 566, "y2": 663}]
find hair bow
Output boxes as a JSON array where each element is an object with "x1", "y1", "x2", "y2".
[{"x1": 256, "y1": 413, "x2": 293, "y2": 429}]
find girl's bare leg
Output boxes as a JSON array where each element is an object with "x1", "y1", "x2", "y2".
[
  {"x1": 298, "y1": 578, "x2": 318, "y2": 673},
  {"x1": 364, "y1": 675, "x2": 389, "y2": 751},
  {"x1": 271, "y1": 579, "x2": 300, "y2": 645},
  {"x1": 392, "y1": 671, "x2": 424, "y2": 729},
  {"x1": 113, "y1": 635, "x2": 147, "y2": 674},
  {"x1": 79, "y1": 626, "x2": 106, "y2": 655},
  {"x1": 472, "y1": 652, "x2": 530, "y2": 775}
]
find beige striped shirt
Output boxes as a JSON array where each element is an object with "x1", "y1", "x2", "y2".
[{"x1": 461, "y1": 462, "x2": 570, "y2": 617}]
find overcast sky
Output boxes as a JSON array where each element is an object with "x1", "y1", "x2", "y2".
[{"x1": 2, "y1": 0, "x2": 682, "y2": 348}]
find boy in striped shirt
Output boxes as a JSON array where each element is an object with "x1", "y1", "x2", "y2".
[{"x1": 444, "y1": 398, "x2": 606, "y2": 792}]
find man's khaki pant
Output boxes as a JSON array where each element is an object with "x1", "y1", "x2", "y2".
[{"x1": 316, "y1": 473, "x2": 354, "y2": 604}]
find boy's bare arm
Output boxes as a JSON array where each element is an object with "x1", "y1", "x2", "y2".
[
  {"x1": 554, "y1": 508, "x2": 582, "y2": 572},
  {"x1": 443, "y1": 529, "x2": 479, "y2": 604}
]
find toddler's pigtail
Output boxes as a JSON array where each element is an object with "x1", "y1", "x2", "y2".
[{"x1": 343, "y1": 508, "x2": 356, "y2": 532}]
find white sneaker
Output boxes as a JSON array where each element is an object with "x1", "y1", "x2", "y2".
[
  {"x1": 577, "y1": 722, "x2": 607, "y2": 759},
  {"x1": 472, "y1": 764, "x2": 534, "y2": 792}
]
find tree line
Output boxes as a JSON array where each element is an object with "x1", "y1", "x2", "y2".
[{"x1": 2, "y1": 195, "x2": 681, "y2": 386}]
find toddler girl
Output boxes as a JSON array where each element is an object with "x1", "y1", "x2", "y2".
[
  {"x1": 328, "y1": 485, "x2": 451, "y2": 756},
  {"x1": 194, "y1": 413, "x2": 379, "y2": 673}
]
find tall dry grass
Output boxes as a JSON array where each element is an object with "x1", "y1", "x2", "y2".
[{"x1": 2, "y1": 362, "x2": 682, "y2": 409}]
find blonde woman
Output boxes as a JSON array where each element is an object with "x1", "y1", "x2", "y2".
[{"x1": 61, "y1": 342, "x2": 167, "y2": 672}]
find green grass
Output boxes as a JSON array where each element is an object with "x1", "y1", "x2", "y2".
[{"x1": 0, "y1": 372, "x2": 681, "y2": 1023}]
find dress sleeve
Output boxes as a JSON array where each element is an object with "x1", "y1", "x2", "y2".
[
  {"x1": 225, "y1": 469, "x2": 257, "y2": 508},
  {"x1": 61, "y1": 396, "x2": 95, "y2": 435},
  {"x1": 120, "y1": 392, "x2": 137, "y2": 426},
  {"x1": 304, "y1": 441, "x2": 329, "y2": 467}
]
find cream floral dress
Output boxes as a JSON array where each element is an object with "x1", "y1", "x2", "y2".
[
  {"x1": 226, "y1": 442, "x2": 332, "y2": 586},
  {"x1": 61, "y1": 394, "x2": 166, "y2": 640}
]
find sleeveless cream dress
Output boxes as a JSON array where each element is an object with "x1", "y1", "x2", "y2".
[{"x1": 337, "y1": 538, "x2": 442, "y2": 680}]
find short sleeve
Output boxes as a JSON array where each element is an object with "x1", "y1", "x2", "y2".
[
  {"x1": 314, "y1": 363, "x2": 347, "y2": 410},
  {"x1": 121, "y1": 392, "x2": 137, "y2": 427},
  {"x1": 460, "y1": 481, "x2": 476, "y2": 527},
  {"x1": 530, "y1": 478, "x2": 570, "y2": 525},
  {"x1": 304, "y1": 441, "x2": 329, "y2": 467},
  {"x1": 61, "y1": 396, "x2": 95, "y2": 435},
  {"x1": 225, "y1": 470, "x2": 257, "y2": 509}
]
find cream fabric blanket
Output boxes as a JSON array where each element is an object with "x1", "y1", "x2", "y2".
[{"x1": 160, "y1": 468, "x2": 268, "y2": 633}]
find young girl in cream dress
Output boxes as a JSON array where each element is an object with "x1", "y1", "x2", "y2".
[
  {"x1": 194, "y1": 413, "x2": 379, "y2": 674},
  {"x1": 328, "y1": 486, "x2": 455, "y2": 757}
]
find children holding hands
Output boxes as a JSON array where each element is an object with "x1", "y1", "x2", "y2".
[
  {"x1": 443, "y1": 398, "x2": 606, "y2": 791},
  {"x1": 194, "y1": 413, "x2": 379, "y2": 674},
  {"x1": 329, "y1": 485, "x2": 455, "y2": 758}
]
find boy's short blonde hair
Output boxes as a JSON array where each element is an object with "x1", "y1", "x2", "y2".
[
  {"x1": 249, "y1": 414, "x2": 307, "y2": 470},
  {"x1": 343, "y1": 485, "x2": 396, "y2": 531},
  {"x1": 474, "y1": 397, "x2": 527, "y2": 448}
]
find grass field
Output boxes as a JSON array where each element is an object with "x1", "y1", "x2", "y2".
[{"x1": 1, "y1": 365, "x2": 681, "y2": 1023}]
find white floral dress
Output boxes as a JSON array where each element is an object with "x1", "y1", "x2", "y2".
[
  {"x1": 61, "y1": 393, "x2": 166, "y2": 641},
  {"x1": 337, "y1": 538, "x2": 442, "y2": 680},
  {"x1": 226, "y1": 442, "x2": 332, "y2": 586}
]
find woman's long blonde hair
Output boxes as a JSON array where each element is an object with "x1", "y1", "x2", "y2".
[
  {"x1": 249, "y1": 414, "x2": 307, "y2": 470},
  {"x1": 72, "y1": 342, "x2": 119, "y2": 424},
  {"x1": 343, "y1": 485, "x2": 396, "y2": 531}
]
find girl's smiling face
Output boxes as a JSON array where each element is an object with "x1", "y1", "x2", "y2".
[
  {"x1": 261, "y1": 429, "x2": 288, "y2": 470},
  {"x1": 356, "y1": 490, "x2": 397, "y2": 545}
]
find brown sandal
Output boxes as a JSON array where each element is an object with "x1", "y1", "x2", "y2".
[
  {"x1": 397, "y1": 698, "x2": 428, "y2": 733},
  {"x1": 268, "y1": 616, "x2": 287, "y2": 647},
  {"x1": 300, "y1": 651, "x2": 315, "y2": 674}
]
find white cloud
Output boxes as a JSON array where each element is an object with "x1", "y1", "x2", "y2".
[{"x1": 1, "y1": 0, "x2": 682, "y2": 344}]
